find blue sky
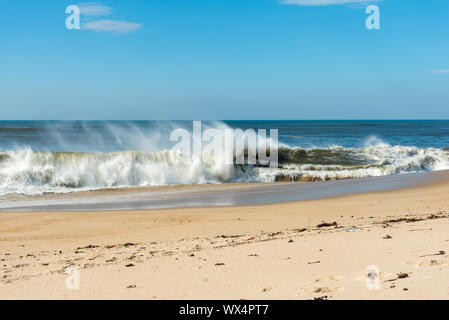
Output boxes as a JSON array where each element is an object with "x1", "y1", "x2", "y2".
[{"x1": 0, "y1": 0, "x2": 448, "y2": 120}]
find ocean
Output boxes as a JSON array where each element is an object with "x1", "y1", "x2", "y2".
[{"x1": 0, "y1": 120, "x2": 448, "y2": 196}]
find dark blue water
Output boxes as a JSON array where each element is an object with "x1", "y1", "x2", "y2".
[
  {"x1": 1, "y1": 120, "x2": 449, "y2": 152},
  {"x1": 228, "y1": 121, "x2": 449, "y2": 149}
]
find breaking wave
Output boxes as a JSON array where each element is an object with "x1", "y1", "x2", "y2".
[{"x1": 0, "y1": 140, "x2": 449, "y2": 195}]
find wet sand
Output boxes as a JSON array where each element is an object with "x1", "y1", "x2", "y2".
[
  {"x1": 0, "y1": 171, "x2": 441, "y2": 212},
  {"x1": 1, "y1": 172, "x2": 449, "y2": 299}
]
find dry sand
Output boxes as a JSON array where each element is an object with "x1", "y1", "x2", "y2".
[{"x1": 1, "y1": 173, "x2": 449, "y2": 299}]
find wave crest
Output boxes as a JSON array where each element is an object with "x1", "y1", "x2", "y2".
[{"x1": 0, "y1": 141, "x2": 448, "y2": 195}]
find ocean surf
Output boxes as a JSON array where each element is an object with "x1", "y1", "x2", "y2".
[{"x1": 0, "y1": 120, "x2": 448, "y2": 196}]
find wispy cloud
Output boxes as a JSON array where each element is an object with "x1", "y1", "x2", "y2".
[
  {"x1": 429, "y1": 69, "x2": 449, "y2": 74},
  {"x1": 280, "y1": 0, "x2": 380, "y2": 6},
  {"x1": 78, "y1": 2, "x2": 112, "y2": 16},
  {"x1": 77, "y1": 2, "x2": 142, "y2": 34},
  {"x1": 82, "y1": 19, "x2": 142, "y2": 34}
]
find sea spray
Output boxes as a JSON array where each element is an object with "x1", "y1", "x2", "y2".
[
  {"x1": 0, "y1": 143, "x2": 448, "y2": 195},
  {"x1": 1, "y1": 121, "x2": 449, "y2": 196}
]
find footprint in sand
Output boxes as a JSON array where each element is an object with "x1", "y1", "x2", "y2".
[
  {"x1": 299, "y1": 276, "x2": 345, "y2": 296},
  {"x1": 300, "y1": 286, "x2": 343, "y2": 295},
  {"x1": 314, "y1": 275, "x2": 345, "y2": 283},
  {"x1": 410, "y1": 258, "x2": 449, "y2": 267}
]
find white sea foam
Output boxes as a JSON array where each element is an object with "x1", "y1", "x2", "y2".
[
  {"x1": 0, "y1": 123, "x2": 448, "y2": 196},
  {"x1": 264, "y1": 143, "x2": 449, "y2": 182}
]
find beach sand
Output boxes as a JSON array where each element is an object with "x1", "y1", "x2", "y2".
[{"x1": 1, "y1": 173, "x2": 449, "y2": 300}]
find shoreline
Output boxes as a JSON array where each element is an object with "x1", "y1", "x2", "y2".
[
  {"x1": 1, "y1": 171, "x2": 449, "y2": 299},
  {"x1": 1, "y1": 170, "x2": 446, "y2": 212}
]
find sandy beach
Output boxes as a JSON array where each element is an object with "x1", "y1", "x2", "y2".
[
  {"x1": 3, "y1": 0, "x2": 449, "y2": 306},
  {"x1": 1, "y1": 172, "x2": 449, "y2": 300}
]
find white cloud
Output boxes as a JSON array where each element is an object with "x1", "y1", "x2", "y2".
[
  {"x1": 429, "y1": 70, "x2": 449, "y2": 74},
  {"x1": 280, "y1": 0, "x2": 380, "y2": 6},
  {"x1": 82, "y1": 19, "x2": 142, "y2": 34},
  {"x1": 75, "y1": 2, "x2": 142, "y2": 34},
  {"x1": 78, "y1": 2, "x2": 112, "y2": 16}
]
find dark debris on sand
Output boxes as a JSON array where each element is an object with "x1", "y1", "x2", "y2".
[{"x1": 317, "y1": 222, "x2": 338, "y2": 228}]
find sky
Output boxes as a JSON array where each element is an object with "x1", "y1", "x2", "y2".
[{"x1": 0, "y1": 0, "x2": 448, "y2": 120}]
